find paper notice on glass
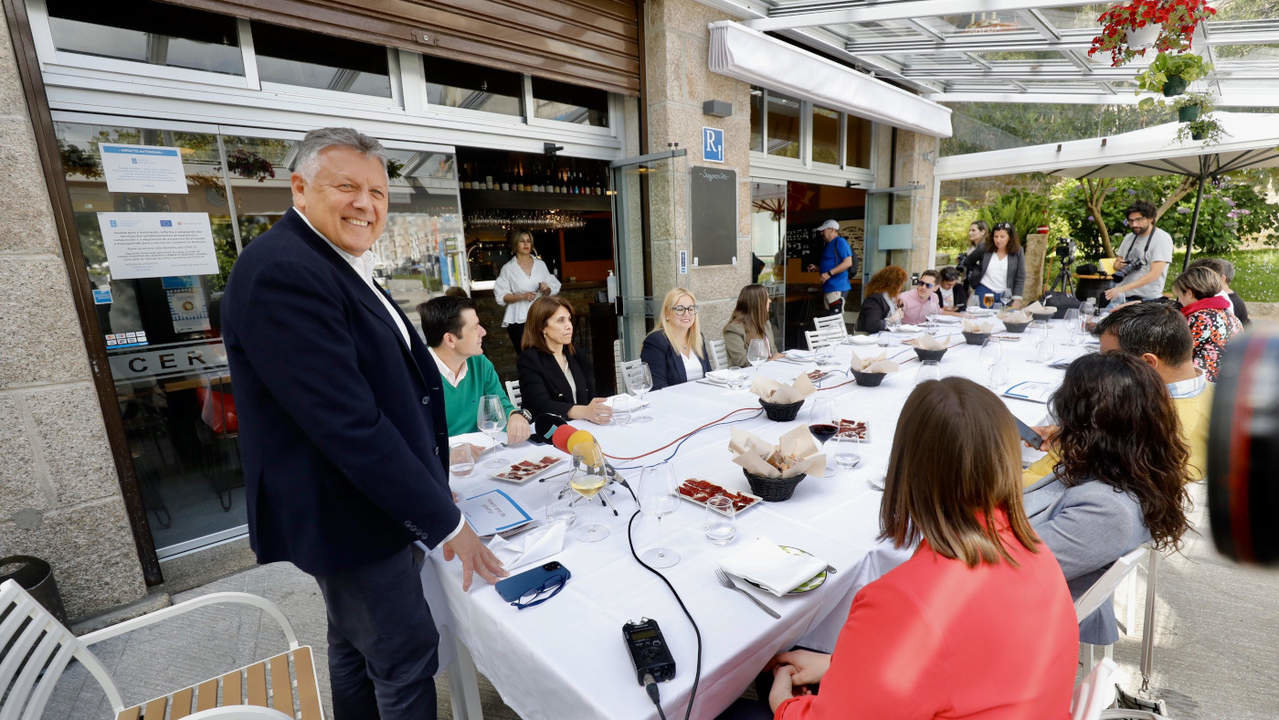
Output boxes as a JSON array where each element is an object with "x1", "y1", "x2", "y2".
[
  {"x1": 459, "y1": 489, "x2": 533, "y2": 537},
  {"x1": 99, "y1": 143, "x2": 189, "y2": 194},
  {"x1": 163, "y1": 276, "x2": 211, "y2": 333},
  {"x1": 97, "y1": 212, "x2": 219, "y2": 279}
]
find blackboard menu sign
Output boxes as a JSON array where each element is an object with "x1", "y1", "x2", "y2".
[{"x1": 689, "y1": 165, "x2": 737, "y2": 267}]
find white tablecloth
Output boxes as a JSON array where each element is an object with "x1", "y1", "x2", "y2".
[{"x1": 425, "y1": 321, "x2": 1093, "y2": 719}]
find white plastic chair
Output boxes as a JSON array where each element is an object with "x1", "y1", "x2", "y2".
[
  {"x1": 1071, "y1": 657, "x2": 1118, "y2": 720},
  {"x1": 504, "y1": 379, "x2": 522, "y2": 409},
  {"x1": 613, "y1": 339, "x2": 625, "y2": 394},
  {"x1": 1075, "y1": 545, "x2": 1148, "y2": 674},
  {"x1": 618, "y1": 358, "x2": 642, "y2": 393},
  {"x1": 0, "y1": 579, "x2": 323, "y2": 720},
  {"x1": 812, "y1": 314, "x2": 848, "y2": 339},
  {"x1": 804, "y1": 329, "x2": 838, "y2": 352},
  {"x1": 706, "y1": 338, "x2": 729, "y2": 370}
]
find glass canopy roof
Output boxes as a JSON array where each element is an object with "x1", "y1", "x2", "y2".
[{"x1": 734, "y1": 0, "x2": 1279, "y2": 106}]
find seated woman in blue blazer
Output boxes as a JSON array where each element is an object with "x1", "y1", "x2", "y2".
[
  {"x1": 1023, "y1": 352, "x2": 1191, "y2": 646},
  {"x1": 641, "y1": 287, "x2": 712, "y2": 390},
  {"x1": 517, "y1": 296, "x2": 613, "y2": 425}
]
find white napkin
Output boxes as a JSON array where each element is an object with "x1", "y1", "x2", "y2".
[
  {"x1": 786, "y1": 349, "x2": 815, "y2": 361},
  {"x1": 486, "y1": 522, "x2": 566, "y2": 572},
  {"x1": 894, "y1": 324, "x2": 923, "y2": 333},
  {"x1": 719, "y1": 536, "x2": 829, "y2": 597},
  {"x1": 705, "y1": 369, "x2": 745, "y2": 385},
  {"x1": 848, "y1": 335, "x2": 877, "y2": 345},
  {"x1": 607, "y1": 394, "x2": 649, "y2": 412},
  {"x1": 933, "y1": 315, "x2": 962, "y2": 324}
]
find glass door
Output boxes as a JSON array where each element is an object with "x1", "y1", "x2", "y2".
[
  {"x1": 750, "y1": 182, "x2": 787, "y2": 348},
  {"x1": 609, "y1": 149, "x2": 687, "y2": 360},
  {"x1": 863, "y1": 185, "x2": 921, "y2": 290}
]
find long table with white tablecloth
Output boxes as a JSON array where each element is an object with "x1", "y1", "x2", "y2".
[{"x1": 424, "y1": 319, "x2": 1092, "y2": 720}]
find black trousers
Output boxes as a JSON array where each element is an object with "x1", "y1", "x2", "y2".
[
  {"x1": 506, "y1": 323, "x2": 525, "y2": 354},
  {"x1": 313, "y1": 544, "x2": 438, "y2": 720}
]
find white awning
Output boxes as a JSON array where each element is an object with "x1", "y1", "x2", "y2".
[{"x1": 708, "y1": 21, "x2": 953, "y2": 139}]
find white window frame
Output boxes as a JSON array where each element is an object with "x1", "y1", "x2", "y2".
[
  {"x1": 526, "y1": 74, "x2": 617, "y2": 139},
  {"x1": 748, "y1": 86, "x2": 876, "y2": 188}
]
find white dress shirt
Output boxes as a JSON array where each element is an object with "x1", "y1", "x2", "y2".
[
  {"x1": 493, "y1": 257, "x2": 562, "y2": 327},
  {"x1": 981, "y1": 253, "x2": 1009, "y2": 294},
  {"x1": 428, "y1": 347, "x2": 468, "y2": 388},
  {"x1": 295, "y1": 208, "x2": 465, "y2": 545}
]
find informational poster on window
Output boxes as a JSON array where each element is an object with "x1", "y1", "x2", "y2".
[
  {"x1": 162, "y1": 276, "x2": 211, "y2": 334},
  {"x1": 97, "y1": 212, "x2": 219, "y2": 279},
  {"x1": 99, "y1": 143, "x2": 189, "y2": 195}
]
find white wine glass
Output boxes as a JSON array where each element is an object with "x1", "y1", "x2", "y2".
[
  {"x1": 476, "y1": 395, "x2": 507, "y2": 469},
  {"x1": 1062, "y1": 309, "x2": 1081, "y2": 345},
  {"x1": 638, "y1": 465, "x2": 680, "y2": 568},
  {"x1": 979, "y1": 338, "x2": 1003, "y2": 388},
  {"x1": 624, "y1": 363, "x2": 654, "y2": 424},
  {"x1": 1000, "y1": 289, "x2": 1012, "y2": 308},
  {"x1": 746, "y1": 338, "x2": 769, "y2": 371},
  {"x1": 568, "y1": 462, "x2": 610, "y2": 543}
]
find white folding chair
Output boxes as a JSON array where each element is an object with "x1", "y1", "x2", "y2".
[
  {"x1": 0, "y1": 579, "x2": 323, "y2": 720},
  {"x1": 504, "y1": 379, "x2": 522, "y2": 409},
  {"x1": 812, "y1": 314, "x2": 848, "y2": 339},
  {"x1": 804, "y1": 329, "x2": 838, "y2": 352},
  {"x1": 706, "y1": 338, "x2": 729, "y2": 370},
  {"x1": 613, "y1": 339, "x2": 626, "y2": 394},
  {"x1": 1071, "y1": 657, "x2": 1118, "y2": 720},
  {"x1": 618, "y1": 359, "x2": 642, "y2": 392},
  {"x1": 1075, "y1": 545, "x2": 1148, "y2": 674}
]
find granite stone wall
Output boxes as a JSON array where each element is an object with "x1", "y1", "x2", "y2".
[{"x1": 0, "y1": 15, "x2": 147, "y2": 619}]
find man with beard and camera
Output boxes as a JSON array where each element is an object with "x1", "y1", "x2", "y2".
[{"x1": 1104, "y1": 200, "x2": 1174, "y2": 304}]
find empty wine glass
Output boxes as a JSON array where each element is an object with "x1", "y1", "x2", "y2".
[
  {"x1": 1000, "y1": 289, "x2": 1012, "y2": 307},
  {"x1": 638, "y1": 466, "x2": 680, "y2": 568},
  {"x1": 979, "y1": 338, "x2": 1003, "y2": 388},
  {"x1": 624, "y1": 363, "x2": 654, "y2": 424},
  {"x1": 747, "y1": 338, "x2": 769, "y2": 370},
  {"x1": 476, "y1": 395, "x2": 507, "y2": 468},
  {"x1": 1062, "y1": 309, "x2": 1081, "y2": 345}
]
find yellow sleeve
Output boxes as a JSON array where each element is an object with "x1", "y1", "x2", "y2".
[{"x1": 1022, "y1": 451, "x2": 1058, "y2": 488}]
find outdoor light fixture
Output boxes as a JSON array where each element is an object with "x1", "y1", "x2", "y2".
[
  {"x1": 703, "y1": 100, "x2": 733, "y2": 117},
  {"x1": 544, "y1": 142, "x2": 564, "y2": 156}
]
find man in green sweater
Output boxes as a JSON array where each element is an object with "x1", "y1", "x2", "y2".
[{"x1": 419, "y1": 295, "x2": 531, "y2": 443}]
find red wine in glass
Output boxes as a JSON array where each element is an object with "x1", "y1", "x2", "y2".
[{"x1": 809, "y1": 423, "x2": 838, "y2": 444}]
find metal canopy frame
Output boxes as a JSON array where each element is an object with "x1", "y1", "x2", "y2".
[{"x1": 710, "y1": 0, "x2": 1279, "y2": 106}]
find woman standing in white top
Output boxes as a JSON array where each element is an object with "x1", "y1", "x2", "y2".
[
  {"x1": 972, "y1": 221, "x2": 1026, "y2": 308},
  {"x1": 494, "y1": 228, "x2": 561, "y2": 352}
]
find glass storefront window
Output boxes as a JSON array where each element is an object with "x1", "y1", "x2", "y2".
[
  {"x1": 766, "y1": 92, "x2": 800, "y2": 158},
  {"x1": 846, "y1": 114, "x2": 872, "y2": 169},
  {"x1": 749, "y1": 88, "x2": 763, "y2": 152},
  {"x1": 251, "y1": 22, "x2": 392, "y2": 97},
  {"x1": 46, "y1": 0, "x2": 243, "y2": 75},
  {"x1": 532, "y1": 77, "x2": 609, "y2": 127},
  {"x1": 425, "y1": 56, "x2": 523, "y2": 116},
  {"x1": 56, "y1": 120, "x2": 460, "y2": 556},
  {"x1": 812, "y1": 106, "x2": 840, "y2": 165}
]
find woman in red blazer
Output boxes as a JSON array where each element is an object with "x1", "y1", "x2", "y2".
[{"x1": 761, "y1": 378, "x2": 1079, "y2": 719}]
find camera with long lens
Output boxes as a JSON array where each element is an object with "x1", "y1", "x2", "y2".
[{"x1": 1111, "y1": 258, "x2": 1145, "y2": 282}]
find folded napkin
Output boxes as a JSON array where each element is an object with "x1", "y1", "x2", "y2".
[
  {"x1": 750, "y1": 374, "x2": 816, "y2": 404},
  {"x1": 607, "y1": 394, "x2": 650, "y2": 412},
  {"x1": 962, "y1": 320, "x2": 994, "y2": 334},
  {"x1": 911, "y1": 333, "x2": 947, "y2": 350},
  {"x1": 849, "y1": 334, "x2": 877, "y2": 345},
  {"x1": 729, "y1": 426, "x2": 826, "y2": 478},
  {"x1": 785, "y1": 349, "x2": 815, "y2": 361},
  {"x1": 894, "y1": 324, "x2": 923, "y2": 333},
  {"x1": 487, "y1": 522, "x2": 565, "y2": 572},
  {"x1": 933, "y1": 314, "x2": 962, "y2": 324},
  {"x1": 849, "y1": 349, "x2": 900, "y2": 374},
  {"x1": 720, "y1": 536, "x2": 829, "y2": 597},
  {"x1": 1022, "y1": 301, "x2": 1051, "y2": 315},
  {"x1": 998, "y1": 310, "x2": 1031, "y2": 324},
  {"x1": 705, "y1": 369, "x2": 746, "y2": 385}
]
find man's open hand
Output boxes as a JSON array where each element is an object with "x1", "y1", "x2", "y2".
[{"x1": 443, "y1": 524, "x2": 507, "y2": 591}]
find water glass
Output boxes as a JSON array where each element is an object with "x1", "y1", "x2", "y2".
[
  {"x1": 704, "y1": 495, "x2": 736, "y2": 545},
  {"x1": 831, "y1": 432, "x2": 862, "y2": 470},
  {"x1": 915, "y1": 360, "x2": 941, "y2": 384},
  {"x1": 449, "y1": 443, "x2": 476, "y2": 478},
  {"x1": 545, "y1": 478, "x2": 577, "y2": 527},
  {"x1": 1035, "y1": 336, "x2": 1055, "y2": 364}
]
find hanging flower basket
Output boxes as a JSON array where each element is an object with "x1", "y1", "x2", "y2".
[{"x1": 1089, "y1": 0, "x2": 1217, "y2": 67}]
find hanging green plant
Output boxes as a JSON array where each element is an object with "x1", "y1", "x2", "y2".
[
  {"x1": 1170, "y1": 93, "x2": 1223, "y2": 144},
  {"x1": 226, "y1": 149, "x2": 276, "y2": 182},
  {"x1": 386, "y1": 158, "x2": 404, "y2": 180},
  {"x1": 1133, "y1": 52, "x2": 1211, "y2": 97},
  {"x1": 58, "y1": 141, "x2": 102, "y2": 179}
]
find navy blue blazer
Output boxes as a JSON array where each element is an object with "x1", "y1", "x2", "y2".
[
  {"x1": 640, "y1": 330, "x2": 711, "y2": 390},
  {"x1": 221, "y1": 209, "x2": 459, "y2": 576}
]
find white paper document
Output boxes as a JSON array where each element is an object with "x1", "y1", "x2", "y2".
[
  {"x1": 97, "y1": 212, "x2": 219, "y2": 279},
  {"x1": 459, "y1": 489, "x2": 533, "y2": 537},
  {"x1": 99, "y1": 143, "x2": 189, "y2": 194},
  {"x1": 1002, "y1": 380, "x2": 1056, "y2": 404}
]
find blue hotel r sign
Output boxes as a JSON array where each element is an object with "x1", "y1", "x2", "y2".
[{"x1": 702, "y1": 127, "x2": 724, "y2": 163}]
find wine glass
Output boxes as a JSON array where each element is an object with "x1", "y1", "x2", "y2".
[
  {"x1": 476, "y1": 395, "x2": 507, "y2": 469},
  {"x1": 979, "y1": 338, "x2": 1003, "y2": 388},
  {"x1": 1000, "y1": 289, "x2": 1012, "y2": 308},
  {"x1": 624, "y1": 363, "x2": 654, "y2": 424},
  {"x1": 568, "y1": 458, "x2": 610, "y2": 543},
  {"x1": 807, "y1": 397, "x2": 839, "y2": 476},
  {"x1": 638, "y1": 466, "x2": 680, "y2": 568},
  {"x1": 1062, "y1": 309, "x2": 1081, "y2": 345},
  {"x1": 746, "y1": 338, "x2": 769, "y2": 371}
]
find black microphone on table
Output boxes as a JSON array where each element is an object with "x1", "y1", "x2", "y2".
[{"x1": 1208, "y1": 327, "x2": 1279, "y2": 566}]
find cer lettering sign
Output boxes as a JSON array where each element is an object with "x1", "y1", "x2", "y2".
[
  {"x1": 702, "y1": 127, "x2": 724, "y2": 163},
  {"x1": 108, "y1": 339, "x2": 229, "y2": 381}
]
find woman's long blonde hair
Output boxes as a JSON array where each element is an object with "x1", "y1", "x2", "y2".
[{"x1": 656, "y1": 287, "x2": 704, "y2": 359}]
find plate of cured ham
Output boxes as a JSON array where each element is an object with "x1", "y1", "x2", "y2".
[
  {"x1": 676, "y1": 478, "x2": 761, "y2": 514},
  {"x1": 836, "y1": 419, "x2": 870, "y2": 442},
  {"x1": 493, "y1": 455, "x2": 565, "y2": 484}
]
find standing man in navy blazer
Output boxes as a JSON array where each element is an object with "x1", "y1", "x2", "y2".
[{"x1": 222, "y1": 128, "x2": 505, "y2": 720}]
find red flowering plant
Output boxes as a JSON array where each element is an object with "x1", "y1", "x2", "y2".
[{"x1": 1088, "y1": 0, "x2": 1217, "y2": 67}]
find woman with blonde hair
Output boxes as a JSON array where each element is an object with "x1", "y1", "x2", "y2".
[
  {"x1": 641, "y1": 288, "x2": 712, "y2": 389},
  {"x1": 854, "y1": 265, "x2": 906, "y2": 334},
  {"x1": 722, "y1": 284, "x2": 781, "y2": 367}
]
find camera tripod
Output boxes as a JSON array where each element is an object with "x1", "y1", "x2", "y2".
[{"x1": 1048, "y1": 256, "x2": 1075, "y2": 297}]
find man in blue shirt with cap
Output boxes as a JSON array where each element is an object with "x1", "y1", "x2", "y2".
[{"x1": 808, "y1": 219, "x2": 858, "y2": 315}]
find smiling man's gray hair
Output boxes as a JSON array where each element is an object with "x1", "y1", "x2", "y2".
[{"x1": 292, "y1": 127, "x2": 388, "y2": 182}]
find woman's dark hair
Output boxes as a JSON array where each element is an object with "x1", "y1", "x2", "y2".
[
  {"x1": 507, "y1": 227, "x2": 534, "y2": 254},
  {"x1": 881, "y1": 377, "x2": 1039, "y2": 567},
  {"x1": 969, "y1": 220, "x2": 989, "y2": 245},
  {"x1": 726, "y1": 284, "x2": 770, "y2": 342},
  {"x1": 1050, "y1": 352, "x2": 1191, "y2": 551},
  {"x1": 940, "y1": 266, "x2": 961, "y2": 283},
  {"x1": 864, "y1": 265, "x2": 908, "y2": 299},
  {"x1": 522, "y1": 295, "x2": 575, "y2": 354},
  {"x1": 987, "y1": 222, "x2": 1022, "y2": 255}
]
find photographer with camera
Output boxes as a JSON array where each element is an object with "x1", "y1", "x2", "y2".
[{"x1": 1104, "y1": 201, "x2": 1174, "y2": 304}]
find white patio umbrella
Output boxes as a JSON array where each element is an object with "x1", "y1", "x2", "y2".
[{"x1": 936, "y1": 112, "x2": 1279, "y2": 272}]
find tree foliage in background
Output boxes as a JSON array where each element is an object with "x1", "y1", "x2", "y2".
[{"x1": 976, "y1": 188, "x2": 1051, "y2": 245}]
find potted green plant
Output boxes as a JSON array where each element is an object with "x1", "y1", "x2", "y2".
[
  {"x1": 1089, "y1": 0, "x2": 1217, "y2": 67},
  {"x1": 1133, "y1": 52, "x2": 1211, "y2": 97},
  {"x1": 1171, "y1": 91, "x2": 1213, "y2": 123}
]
